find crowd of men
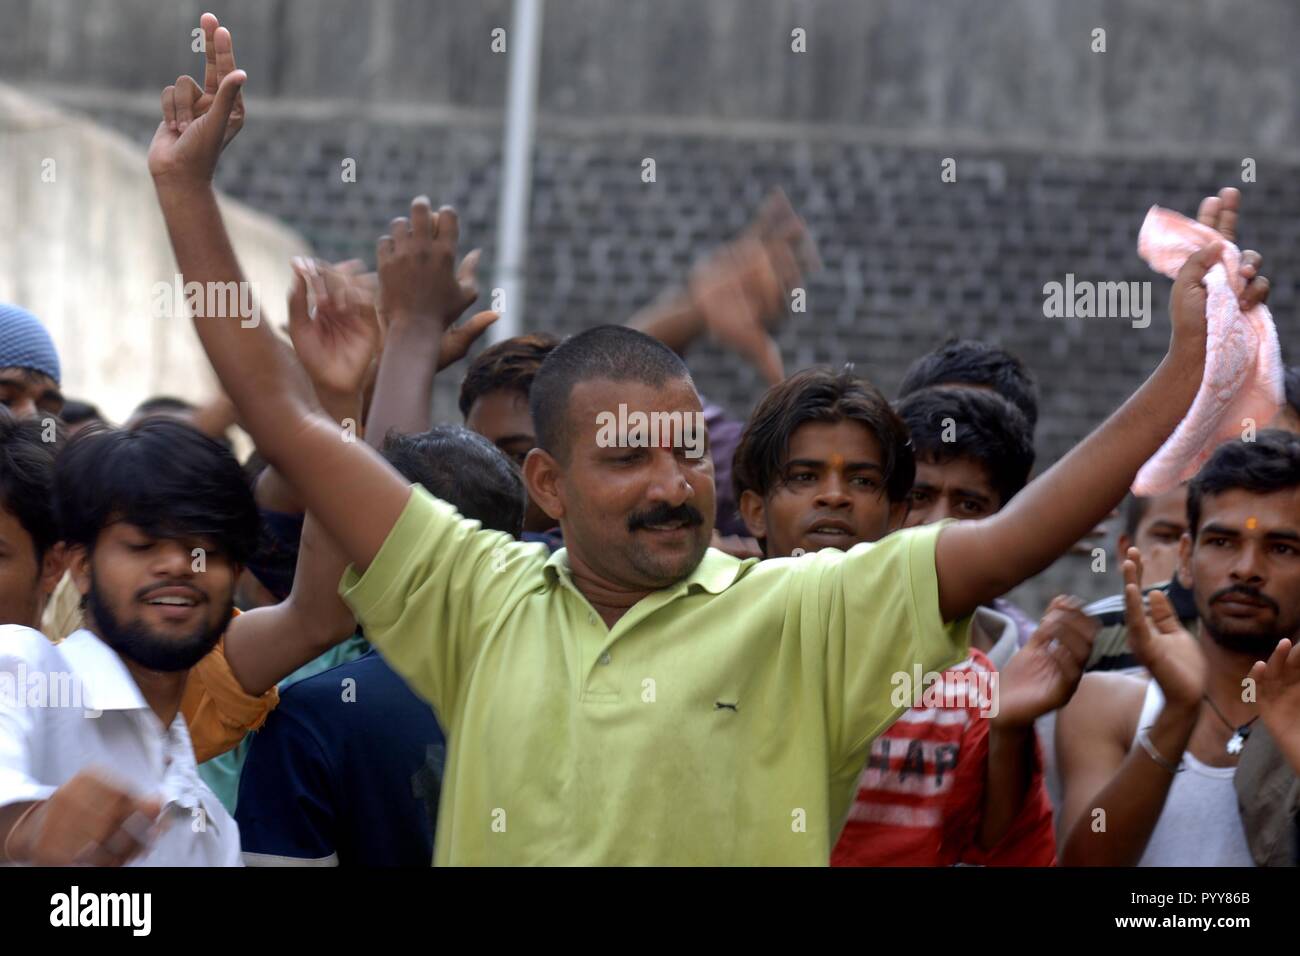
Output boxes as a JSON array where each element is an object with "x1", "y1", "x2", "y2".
[{"x1": 1, "y1": 13, "x2": 1298, "y2": 867}]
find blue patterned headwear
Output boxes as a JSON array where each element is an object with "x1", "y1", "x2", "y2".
[{"x1": 0, "y1": 304, "x2": 60, "y2": 384}]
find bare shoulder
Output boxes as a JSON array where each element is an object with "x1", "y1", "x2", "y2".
[{"x1": 1060, "y1": 670, "x2": 1149, "y2": 745}]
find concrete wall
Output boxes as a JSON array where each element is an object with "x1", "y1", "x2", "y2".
[
  {"x1": 0, "y1": 84, "x2": 309, "y2": 424},
  {"x1": 4, "y1": 0, "x2": 1299, "y2": 154}
]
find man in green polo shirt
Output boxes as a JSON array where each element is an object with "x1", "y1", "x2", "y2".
[
  {"x1": 146, "y1": 15, "x2": 1267, "y2": 863},
  {"x1": 338, "y1": 330, "x2": 969, "y2": 864}
]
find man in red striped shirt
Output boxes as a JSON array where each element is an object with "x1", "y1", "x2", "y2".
[{"x1": 734, "y1": 371, "x2": 1093, "y2": 865}]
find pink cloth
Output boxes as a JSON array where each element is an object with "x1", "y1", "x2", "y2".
[{"x1": 1132, "y1": 205, "x2": 1284, "y2": 495}]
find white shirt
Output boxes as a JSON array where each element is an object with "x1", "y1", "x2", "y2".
[
  {"x1": 1133, "y1": 679, "x2": 1255, "y2": 867},
  {"x1": 0, "y1": 625, "x2": 241, "y2": 866}
]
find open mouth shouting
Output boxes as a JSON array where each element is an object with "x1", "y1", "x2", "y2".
[{"x1": 803, "y1": 516, "x2": 859, "y2": 549}]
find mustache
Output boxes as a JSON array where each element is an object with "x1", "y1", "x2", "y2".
[
  {"x1": 627, "y1": 502, "x2": 705, "y2": 532},
  {"x1": 1209, "y1": 585, "x2": 1278, "y2": 613}
]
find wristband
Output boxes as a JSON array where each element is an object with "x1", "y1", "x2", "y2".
[{"x1": 1137, "y1": 727, "x2": 1184, "y2": 774}]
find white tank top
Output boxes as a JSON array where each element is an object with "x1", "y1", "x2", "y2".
[{"x1": 1133, "y1": 680, "x2": 1255, "y2": 867}]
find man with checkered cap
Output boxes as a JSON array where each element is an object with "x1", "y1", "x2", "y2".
[{"x1": 0, "y1": 304, "x2": 63, "y2": 421}]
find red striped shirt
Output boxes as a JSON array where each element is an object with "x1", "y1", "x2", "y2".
[{"x1": 831, "y1": 649, "x2": 1056, "y2": 866}]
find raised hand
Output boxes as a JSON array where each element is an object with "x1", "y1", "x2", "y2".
[
  {"x1": 4, "y1": 769, "x2": 162, "y2": 866},
  {"x1": 377, "y1": 197, "x2": 481, "y2": 327},
  {"x1": 287, "y1": 258, "x2": 382, "y2": 405},
  {"x1": 174, "y1": 13, "x2": 246, "y2": 143},
  {"x1": 1195, "y1": 186, "x2": 1270, "y2": 311},
  {"x1": 148, "y1": 13, "x2": 246, "y2": 185},
  {"x1": 438, "y1": 306, "x2": 499, "y2": 371},
  {"x1": 1166, "y1": 240, "x2": 1223, "y2": 365},
  {"x1": 1197, "y1": 186, "x2": 1241, "y2": 244},
  {"x1": 364, "y1": 253, "x2": 494, "y2": 370},
  {"x1": 690, "y1": 239, "x2": 788, "y2": 385},
  {"x1": 1123, "y1": 547, "x2": 1206, "y2": 709},
  {"x1": 688, "y1": 189, "x2": 818, "y2": 385},
  {"x1": 1248, "y1": 638, "x2": 1300, "y2": 742},
  {"x1": 752, "y1": 188, "x2": 823, "y2": 284},
  {"x1": 992, "y1": 595, "x2": 1097, "y2": 728}
]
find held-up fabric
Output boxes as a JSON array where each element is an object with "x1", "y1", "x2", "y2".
[
  {"x1": 340, "y1": 485, "x2": 972, "y2": 865},
  {"x1": 1133, "y1": 206, "x2": 1284, "y2": 495}
]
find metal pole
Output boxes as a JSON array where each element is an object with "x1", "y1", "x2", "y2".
[{"x1": 491, "y1": 0, "x2": 545, "y2": 341}]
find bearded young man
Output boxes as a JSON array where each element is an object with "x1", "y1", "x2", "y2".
[
  {"x1": 1057, "y1": 432, "x2": 1300, "y2": 866},
  {"x1": 0, "y1": 421, "x2": 257, "y2": 865}
]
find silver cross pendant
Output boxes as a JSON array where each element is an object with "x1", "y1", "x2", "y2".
[{"x1": 1227, "y1": 733, "x2": 1245, "y2": 755}]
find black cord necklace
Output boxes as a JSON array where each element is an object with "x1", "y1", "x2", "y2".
[{"x1": 1203, "y1": 694, "x2": 1259, "y2": 755}]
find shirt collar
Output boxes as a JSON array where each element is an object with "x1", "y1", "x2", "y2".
[
  {"x1": 56, "y1": 628, "x2": 149, "y2": 713},
  {"x1": 542, "y1": 545, "x2": 751, "y2": 598}
]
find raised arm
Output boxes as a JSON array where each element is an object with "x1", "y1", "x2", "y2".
[
  {"x1": 224, "y1": 234, "x2": 499, "y2": 694},
  {"x1": 148, "y1": 15, "x2": 408, "y2": 572},
  {"x1": 978, "y1": 596, "x2": 1095, "y2": 850},
  {"x1": 629, "y1": 189, "x2": 816, "y2": 386},
  {"x1": 1249, "y1": 637, "x2": 1300, "y2": 777},
  {"x1": 365, "y1": 204, "x2": 496, "y2": 438},
  {"x1": 251, "y1": 258, "x2": 376, "y2": 516},
  {"x1": 1056, "y1": 550, "x2": 1206, "y2": 865},
  {"x1": 222, "y1": 261, "x2": 381, "y2": 694},
  {"x1": 934, "y1": 188, "x2": 1270, "y2": 621}
]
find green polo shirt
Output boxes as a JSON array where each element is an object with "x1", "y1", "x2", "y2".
[{"x1": 340, "y1": 486, "x2": 971, "y2": 865}]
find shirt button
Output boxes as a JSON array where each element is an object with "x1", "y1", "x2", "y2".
[
  {"x1": 588, "y1": 613, "x2": 597, "y2": 625},
  {"x1": 598, "y1": 653, "x2": 611, "y2": 666}
]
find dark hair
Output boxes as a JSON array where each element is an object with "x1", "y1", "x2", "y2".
[
  {"x1": 898, "y1": 338, "x2": 1039, "y2": 430},
  {"x1": 133, "y1": 395, "x2": 196, "y2": 417},
  {"x1": 894, "y1": 386, "x2": 1035, "y2": 507},
  {"x1": 55, "y1": 418, "x2": 259, "y2": 563},
  {"x1": 1187, "y1": 431, "x2": 1300, "y2": 538},
  {"x1": 458, "y1": 333, "x2": 559, "y2": 419},
  {"x1": 59, "y1": 399, "x2": 102, "y2": 427},
  {"x1": 0, "y1": 406, "x2": 60, "y2": 560},
  {"x1": 732, "y1": 366, "x2": 914, "y2": 505},
  {"x1": 1285, "y1": 365, "x2": 1300, "y2": 417},
  {"x1": 528, "y1": 326, "x2": 692, "y2": 462},
  {"x1": 1122, "y1": 493, "x2": 1149, "y2": 541},
  {"x1": 381, "y1": 426, "x2": 525, "y2": 538}
]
